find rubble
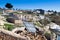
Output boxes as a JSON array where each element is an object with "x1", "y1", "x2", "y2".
[{"x1": 12, "y1": 27, "x2": 47, "y2": 40}]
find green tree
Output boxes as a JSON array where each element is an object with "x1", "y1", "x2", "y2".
[
  {"x1": 54, "y1": 11, "x2": 57, "y2": 13},
  {"x1": 5, "y1": 3, "x2": 13, "y2": 9},
  {"x1": 48, "y1": 10, "x2": 51, "y2": 12}
]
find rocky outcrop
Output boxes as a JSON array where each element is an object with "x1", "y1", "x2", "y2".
[
  {"x1": 0, "y1": 29, "x2": 28, "y2": 40},
  {"x1": 0, "y1": 27, "x2": 47, "y2": 40},
  {"x1": 12, "y1": 27, "x2": 47, "y2": 40}
]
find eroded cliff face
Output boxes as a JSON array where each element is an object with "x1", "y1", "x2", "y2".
[
  {"x1": 13, "y1": 28, "x2": 47, "y2": 40},
  {"x1": 0, "y1": 32, "x2": 27, "y2": 40},
  {"x1": 0, "y1": 29, "x2": 28, "y2": 40},
  {"x1": 0, "y1": 28, "x2": 47, "y2": 40}
]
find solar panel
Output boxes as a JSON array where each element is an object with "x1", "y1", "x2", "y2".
[{"x1": 23, "y1": 22, "x2": 36, "y2": 33}]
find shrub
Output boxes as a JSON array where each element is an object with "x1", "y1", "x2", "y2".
[
  {"x1": 4, "y1": 24, "x2": 14, "y2": 31},
  {"x1": 44, "y1": 32, "x2": 51, "y2": 40}
]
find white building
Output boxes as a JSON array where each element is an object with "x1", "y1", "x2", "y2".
[
  {"x1": 33, "y1": 10, "x2": 40, "y2": 14},
  {"x1": 44, "y1": 11, "x2": 54, "y2": 15},
  {"x1": 49, "y1": 23, "x2": 60, "y2": 29},
  {"x1": 44, "y1": 11, "x2": 48, "y2": 15},
  {"x1": 45, "y1": 22, "x2": 60, "y2": 30},
  {"x1": 39, "y1": 15, "x2": 45, "y2": 19}
]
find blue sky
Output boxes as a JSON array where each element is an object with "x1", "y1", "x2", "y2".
[{"x1": 0, "y1": 0, "x2": 60, "y2": 11}]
